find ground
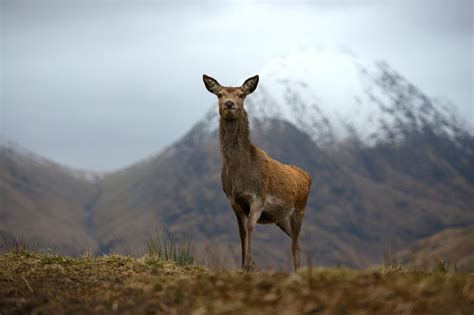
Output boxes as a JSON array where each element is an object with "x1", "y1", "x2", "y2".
[{"x1": 0, "y1": 251, "x2": 473, "y2": 315}]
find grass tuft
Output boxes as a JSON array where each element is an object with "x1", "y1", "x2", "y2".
[
  {"x1": 1, "y1": 235, "x2": 37, "y2": 255},
  {"x1": 146, "y1": 229, "x2": 196, "y2": 266},
  {"x1": 434, "y1": 257, "x2": 458, "y2": 274}
]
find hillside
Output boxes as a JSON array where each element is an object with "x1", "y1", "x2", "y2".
[
  {"x1": 1, "y1": 250, "x2": 472, "y2": 315},
  {"x1": 92, "y1": 117, "x2": 474, "y2": 268},
  {"x1": 394, "y1": 225, "x2": 474, "y2": 272},
  {"x1": 0, "y1": 144, "x2": 100, "y2": 254}
]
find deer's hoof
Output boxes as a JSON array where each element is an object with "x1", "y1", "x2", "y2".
[{"x1": 243, "y1": 260, "x2": 257, "y2": 272}]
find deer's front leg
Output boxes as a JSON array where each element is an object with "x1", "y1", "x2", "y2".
[
  {"x1": 232, "y1": 203, "x2": 248, "y2": 268},
  {"x1": 244, "y1": 198, "x2": 263, "y2": 271}
]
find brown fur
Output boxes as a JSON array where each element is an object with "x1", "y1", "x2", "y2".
[{"x1": 203, "y1": 74, "x2": 312, "y2": 271}]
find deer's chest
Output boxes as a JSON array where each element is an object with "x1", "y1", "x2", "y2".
[{"x1": 221, "y1": 163, "x2": 266, "y2": 199}]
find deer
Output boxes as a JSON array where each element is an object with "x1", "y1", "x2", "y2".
[{"x1": 203, "y1": 74, "x2": 312, "y2": 271}]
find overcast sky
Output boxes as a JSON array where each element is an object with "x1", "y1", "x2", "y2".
[{"x1": 1, "y1": 0, "x2": 472, "y2": 171}]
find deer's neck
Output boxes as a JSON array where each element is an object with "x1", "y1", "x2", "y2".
[{"x1": 219, "y1": 112, "x2": 252, "y2": 162}]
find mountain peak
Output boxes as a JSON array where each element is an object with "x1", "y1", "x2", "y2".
[{"x1": 201, "y1": 46, "x2": 471, "y2": 146}]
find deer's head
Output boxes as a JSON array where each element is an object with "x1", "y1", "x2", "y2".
[{"x1": 203, "y1": 74, "x2": 259, "y2": 120}]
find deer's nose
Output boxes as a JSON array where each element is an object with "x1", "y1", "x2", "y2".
[{"x1": 225, "y1": 100, "x2": 234, "y2": 109}]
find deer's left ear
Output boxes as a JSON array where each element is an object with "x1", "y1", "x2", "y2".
[{"x1": 242, "y1": 75, "x2": 259, "y2": 95}]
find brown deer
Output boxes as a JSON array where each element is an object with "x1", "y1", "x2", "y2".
[{"x1": 203, "y1": 74, "x2": 312, "y2": 271}]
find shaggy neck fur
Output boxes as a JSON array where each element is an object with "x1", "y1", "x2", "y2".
[{"x1": 219, "y1": 111, "x2": 252, "y2": 162}]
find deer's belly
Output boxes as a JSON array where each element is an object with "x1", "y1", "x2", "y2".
[
  {"x1": 259, "y1": 195, "x2": 294, "y2": 224},
  {"x1": 232, "y1": 192, "x2": 294, "y2": 224}
]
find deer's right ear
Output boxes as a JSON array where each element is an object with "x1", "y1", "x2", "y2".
[{"x1": 203, "y1": 74, "x2": 221, "y2": 95}]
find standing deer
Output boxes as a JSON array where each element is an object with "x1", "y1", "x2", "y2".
[{"x1": 203, "y1": 74, "x2": 312, "y2": 271}]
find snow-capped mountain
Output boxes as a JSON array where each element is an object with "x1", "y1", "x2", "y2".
[{"x1": 202, "y1": 47, "x2": 471, "y2": 147}]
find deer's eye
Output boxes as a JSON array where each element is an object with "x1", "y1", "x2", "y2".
[
  {"x1": 217, "y1": 93, "x2": 223, "y2": 98},
  {"x1": 238, "y1": 93, "x2": 245, "y2": 98}
]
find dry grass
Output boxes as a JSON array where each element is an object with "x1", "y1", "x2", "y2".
[
  {"x1": 146, "y1": 229, "x2": 196, "y2": 266},
  {"x1": 1, "y1": 250, "x2": 473, "y2": 315}
]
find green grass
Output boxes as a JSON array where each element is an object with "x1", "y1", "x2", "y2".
[{"x1": 1, "y1": 250, "x2": 473, "y2": 315}]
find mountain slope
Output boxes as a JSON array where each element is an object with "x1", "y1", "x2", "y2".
[
  {"x1": 92, "y1": 115, "x2": 474, "y2": 268},
  {"x1": 393, "y1": 225, "x2": 474, "y2": 271},
  {"x1": 0, "y1": 144, "x2": 100, "y2": 254}
]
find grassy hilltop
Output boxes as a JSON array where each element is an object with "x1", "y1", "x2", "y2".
[{"x1": 1, "y1": 250, "x2": 473, "y2": 315}]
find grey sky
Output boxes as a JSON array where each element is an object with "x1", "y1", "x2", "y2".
[{"x1": 1, "y1": 0, "x2": 472, "y2": 171}]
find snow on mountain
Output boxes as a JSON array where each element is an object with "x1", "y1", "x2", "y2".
[{"x1": 201, "y1": 47, "x2": 471, "y2": 146}]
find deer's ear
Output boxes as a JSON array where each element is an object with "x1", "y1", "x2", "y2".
[
  {"x1": 242, "y1": 75, "x2": 259, "y2": 95},
  {"x1": 203, "y1": 74, "x2": 221, "y2": 95}
]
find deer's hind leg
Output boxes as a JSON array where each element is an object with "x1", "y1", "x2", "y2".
[
  {"x1": 290, "y1": 210, "x2": 304, "y2": 271},
  {"x1": 276, "y1": 217, "x2": 292, "y2": 238}
]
